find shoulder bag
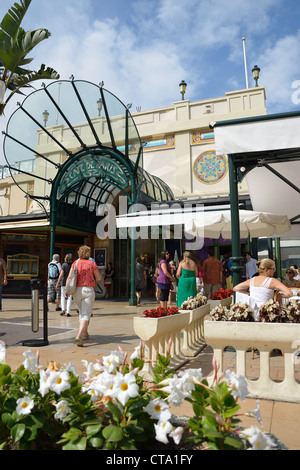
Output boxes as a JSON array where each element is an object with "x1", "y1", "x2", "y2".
[{"x1": 66, "y1": 260, "x2": 79, "y2": 295}]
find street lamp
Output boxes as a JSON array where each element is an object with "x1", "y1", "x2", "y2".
[
  {"x1": 252, "y1": 65, "x2": 260, "y2": 87},
  {"x1": 42, "y1": 109, "x2": 49, "y2": 126},
  {"x1": 97, "y1": 98, "x2": 103, "y2": 116},
  {"x1": 179, "y1": 80, "x2": 187, "y2": 100}
]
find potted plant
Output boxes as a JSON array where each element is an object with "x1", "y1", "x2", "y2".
[{"x1": 204, "y1": 299, "x2": 300, "y2": 403}]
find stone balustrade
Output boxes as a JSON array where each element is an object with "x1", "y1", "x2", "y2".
[{"x1": 204, "y1": 320, "x2": 300, "y2": 403}]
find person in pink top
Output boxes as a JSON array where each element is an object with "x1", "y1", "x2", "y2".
[{"x1": 66, "y1": 245, "x2": 101, "y2": 347}]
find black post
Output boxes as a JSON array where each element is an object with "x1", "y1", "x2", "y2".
[{"x1": 22, "y1": 280, "x2": 49, "y2": 347}]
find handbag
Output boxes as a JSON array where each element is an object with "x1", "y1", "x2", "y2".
[{"x1": 66, "y1": 260, "x2": 79, "y2": 295}]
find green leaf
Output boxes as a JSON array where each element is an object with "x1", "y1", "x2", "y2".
[
  {"x1": 102, "y1": 425, "x2": 124, "y2": 442},
  {"x1": 224, "y1": 435, "x2": 245, "y2": 449},
  {"x1": 224, "y1": 404, "x2": 241, "y2": 418},
  {"x1": 62, "y1": 437, "x2": 87, "y2": 451},
  {"x1": 1, "y1": 412, "x2": 15, "y2": 429},
  {"x1": 11, "y1": 423, "x2": 25, "y2": 443},
  {"x1": 86, "y1": 424, "x2": 102, "y2": 439},
  {"x1": 89, "y1": 436, "x2": 104, "y2": 449},
  {"x1": 106, "y1": 401, "x2": 122, "y2": 420}
]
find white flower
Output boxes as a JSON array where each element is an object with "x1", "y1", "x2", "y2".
[
  {"x1": 224, "y1": 370, "x2": 249, "y2": 401},
  {"x1": 102, "y1": 351, "x2": 125, "y2": 373},
  {"x1": 169, "y1": 426, "x2": 184, "y2": 445},
  {"x1": 54, "y1": 400, "x2": 71, "y2": 420},
  {"x1": 245, "y1": 400, "x2": 263, "y2": 427},
  {"x1": 22, "y1": 350, "x2": 38, "y2": 373},
  {"x1": 16, "y1": 397, "x2": 34, "y2": 416},
  {"x1": 144, "y1": 398, "x2": 170, "y2": 420},
  {"x1": 38, "y1": 369, "x2": 50, "y2": 397},
  {"x1": 0, "y1": 340, "x2": 6, "y2": 363},
  {"x1": 65, "y1": 363, "x2": 78, "y2": 377},
  {"x1": 92, "y1": 371, "x2": 116, "y2": 397},
  {"x1": 242, "y1": 426, "x2": 276, "y2": 450},
  {"x1": 111, "y1": 371, "x2": 139, "y2": 406},
  {"x1": 81, "y1": 360, "x2": 103, "y2": 378},
  {"x1": 130, "y1": 345, "x2": 142, "y2": 361},
  {"x1": 154, "y1": 420, "x2": 173, "y2": 444},
  {"x1": 160, "y1": 375, "x2": 187, "y2": 407},
  {"x1": 161, "y1": 371, "x2": 199, "y2": 407},
  {"x1": 48, "y1": 370, "x2": 71, "y2": 395}
]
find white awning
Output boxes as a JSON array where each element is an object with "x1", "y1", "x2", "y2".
[
  {"x1": 117, "y1": 208, "x2": 290, "y2": 239},
  {"x1": 214, "y1": 114, "x2": 300, "y2": 155},
  {"x1": 213, "y1": 113, "x2": 300, "y2": 238}
]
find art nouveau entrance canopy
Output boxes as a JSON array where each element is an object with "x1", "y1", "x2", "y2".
[{"x1": 2, "y1": 79, "x2": 174, "y2": 304}]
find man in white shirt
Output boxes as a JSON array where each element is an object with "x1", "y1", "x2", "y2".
[{"x1": 245, "y1": 252, "x2": 258, "y2": 279}]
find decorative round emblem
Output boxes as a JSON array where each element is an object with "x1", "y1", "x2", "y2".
[{"x1": 193, "y1": 151, "x2": 228, "y2": 184}]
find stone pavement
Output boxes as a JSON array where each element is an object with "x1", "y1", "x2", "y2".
[{"x1": 1, "y1": 297, "x2": 300, "y2": 450}]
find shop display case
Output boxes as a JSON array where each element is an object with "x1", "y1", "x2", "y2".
[{"x1": 7, "y1": 253, "x2": 39, "y2": 278}]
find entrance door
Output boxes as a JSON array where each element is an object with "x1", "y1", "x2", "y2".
[{"x1": 114, "y1": 237, "x2": 130, "y2": 298}]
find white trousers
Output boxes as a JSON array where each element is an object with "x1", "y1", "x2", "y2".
[
  {"x1": 73, "y1": 286, "x2": 95, "y2": 322},
  {"x1": 61, "y1": 286, "x2": 73, "y2": 313}
]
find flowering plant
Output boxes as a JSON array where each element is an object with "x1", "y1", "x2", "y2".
[
  {"x1": 210, "y1": 299, "x2": 300, "y2": 323},
  {"x1": 210, "y1": 288, "x2": 233, "y2": 300},
  {"x1": 0, "y1": 341, "x2": 275, "y2": 450},
  {"x1": 180, "y1": 293, "x2": 207, "y2": 310},
  {"x1": 143, "y1": 306, "x2": 180, "y2": 318}
]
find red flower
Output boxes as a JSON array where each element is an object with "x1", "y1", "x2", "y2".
[
  {"x1": 210, "y1": 288, "x2": 233, "y2": 300},
  {"x1": 142, "y1": 306, "x2": 180, "y2": 318}
]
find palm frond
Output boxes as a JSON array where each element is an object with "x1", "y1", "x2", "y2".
[{"x1": 0, "y1": 0, "x2": 31, "y2": 46}]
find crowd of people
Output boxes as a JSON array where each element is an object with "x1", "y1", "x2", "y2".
[{"x1": 0, "y1": 243, "x2": 297, "y2": 348}]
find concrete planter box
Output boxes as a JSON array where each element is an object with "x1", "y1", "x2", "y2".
[
  {"x1": 208, "y1": 296, "x2": 233, "y2": 309},
  {"x1": 134, "y1": 311, "x2": 190, "y2": 380},
  {"x1": 180, "y1": 303, "x2": 210, "y2": 356},
  {"x1": 204, "y1": 320, "x2": 300, "y2": 403},
  {"x1": 133, "y1": 304, "x2": 210, "y2": 380}
]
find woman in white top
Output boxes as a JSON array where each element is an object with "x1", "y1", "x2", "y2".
[{"x1": 233, "y1": 258, "x2": 293, "y2": 320}]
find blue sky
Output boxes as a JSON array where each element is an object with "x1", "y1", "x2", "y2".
[{"x1": 1, "y1": 0, "x2": 300, "y2": 154}]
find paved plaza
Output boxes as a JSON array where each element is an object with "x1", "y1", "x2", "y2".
[{"x1": 1, "y1": 297, "x2": 300, "y2": 450}]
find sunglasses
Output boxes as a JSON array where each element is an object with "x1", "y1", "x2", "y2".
[{"x1": 286, "y1": 271, "x2": 293, "y2": 274}]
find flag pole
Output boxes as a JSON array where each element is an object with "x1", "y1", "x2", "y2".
[{"x1": 242, "y1": 37, "x2": 249, "y2": 89}]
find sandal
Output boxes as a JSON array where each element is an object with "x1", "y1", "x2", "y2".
[{"x1": 75, "y1": 336, "x2": 83, "y2": 347}]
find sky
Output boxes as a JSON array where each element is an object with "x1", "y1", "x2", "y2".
[{"x1": 1, "y1": 0, "x2": 300, "y2": 164}]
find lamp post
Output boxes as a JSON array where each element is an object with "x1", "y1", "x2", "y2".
[
  {"x1": 42, "y1": 109, "x2": 49, "y2": 126},
  {"x1": 97, "y1": 98, "x2": 103, "y2": 116},
  {"x1": 179, "y1": 80, "x2": 187, "y2": 100},
  {"x1": 252, "y1": 65, "x2": 260, "y2": 87}
]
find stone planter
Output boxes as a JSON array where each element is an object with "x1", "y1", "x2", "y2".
[
  {"x1": 133, "y1": 311, "x2": 190, "y2": 380},
  {"x1": 208, "y1": 296, "x2": 233, "y2": 309},
  {"x1": 180, "y1": 303, "x2": 210, "y2": 356},
  {"x1": 204, "y1": 320, "x2": 300, "y2": 403}
]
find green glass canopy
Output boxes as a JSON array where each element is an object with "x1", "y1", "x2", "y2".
[{"x1": 3, "y1": 78, "x2": 175, "y2": 304}]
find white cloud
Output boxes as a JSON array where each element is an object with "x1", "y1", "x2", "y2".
[{"x1": 257, "y1": 31, "x2": 300, "y2": 112}]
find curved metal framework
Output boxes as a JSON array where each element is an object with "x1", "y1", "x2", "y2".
[{"x1": 2, "y1": 78, "x2": 175, "y2": 304}]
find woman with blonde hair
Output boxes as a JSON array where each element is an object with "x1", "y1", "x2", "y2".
[
  {"x1": 66, "y1": 245, "x2": 101, "y2": 347},
  {"x1": 233, "y1": 258, "x2": 293, "y2": 320},
  {"x1": 176, "y1": 251, "x2": 198, "y2": 308}
]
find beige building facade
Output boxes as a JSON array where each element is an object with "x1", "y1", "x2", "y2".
[{"x1": 0, "y1": 84, "x2": 267, "y2": 297}]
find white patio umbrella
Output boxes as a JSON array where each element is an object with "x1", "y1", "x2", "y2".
[{"x1": 184, "y1": 210, "x2": 291, "y2": 239}]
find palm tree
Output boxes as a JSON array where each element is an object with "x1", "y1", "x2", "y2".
[{"x1": 0, "y1": 0, "x2": 59, "y2": 115}]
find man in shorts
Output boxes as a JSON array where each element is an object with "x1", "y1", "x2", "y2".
[{"x1": 47, "y1": 254, "x2": 62, "y2": 311}]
